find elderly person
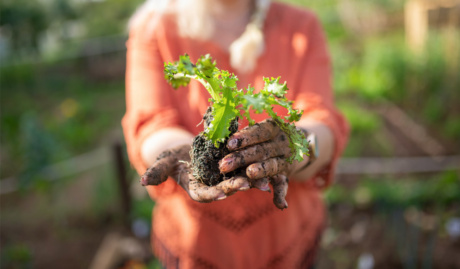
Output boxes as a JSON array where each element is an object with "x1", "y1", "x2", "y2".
[{"x1": 122, "y1": 0, "x2": 349, "y2": 268}]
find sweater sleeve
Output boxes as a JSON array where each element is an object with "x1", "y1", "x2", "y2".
[
  {"x1": 293, "y1": 13, "x2": 349, "y2": 188},
  {"x1": 122, "y1": 18, "x2": 184, "y2": 176}
]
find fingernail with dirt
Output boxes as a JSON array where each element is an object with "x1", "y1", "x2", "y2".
[
  {"x1": 219, "y1": 157, "x2": 234, "y2": 173},
  {"x1": 239, "y1": 182, "x2": 250, "y2": 191},
  {"x1": 215, "y1": 193, "x2": 227, "y2": 201},
  {"x1": 260, "y1": 182, "x2": 270, "y2": 192},
  {"x1": 246, "y1": 167, "x2": 258, "y2": 179},
  {"x1": 140, "y1": 176, "x2": 149, "y2": 186},
  {"x1": 228, "y1": 139, "x2": 238, "y2": 150}
]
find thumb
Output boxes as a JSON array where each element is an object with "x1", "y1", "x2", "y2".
[{"x1": 140, "y1": 145, "x2": 190, "y2": 186}]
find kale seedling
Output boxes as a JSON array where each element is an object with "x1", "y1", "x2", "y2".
[{"x1": 164, "y1": 54, "x2": 309, "y2": 186}]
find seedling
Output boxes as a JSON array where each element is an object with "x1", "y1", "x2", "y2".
[{"x1": 164, "y1": 54, "x2": 309, "y2": 185}]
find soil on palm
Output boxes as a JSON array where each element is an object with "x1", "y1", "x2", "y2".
[{"x1": 190, "y1": 107, "x2": 239, "y2": 186}]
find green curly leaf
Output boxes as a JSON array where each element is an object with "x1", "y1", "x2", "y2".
[
  {"x1": 263, "y1": 77, "x2": 288, "y2": 97},
  {"x1": 164, "y1": 55, "x2": 309, "y2": 160},
  {"x1": 206, "y1": 88, "x2": 238, "y2": 146},
  {"x1": 242, "y1": 93, "x2": 267, "y2": 113}
]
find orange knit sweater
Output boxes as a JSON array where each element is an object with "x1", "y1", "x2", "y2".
[{"x1": 122, "y1": 2, "x2": 349, "y2": 268}]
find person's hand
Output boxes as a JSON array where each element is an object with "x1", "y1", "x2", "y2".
[
  {"x1": 219, "y1": 119, "x2": 307, "y2": 209},
  {"x1": 140, "y1": 144, "x2": 268, "y2": 203}
]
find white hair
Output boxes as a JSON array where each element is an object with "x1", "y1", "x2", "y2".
[
  {"x1": 230, "y1": 0, "x2": 270, "y2": 73},
  {"x1": 129, "y1": 0, "x2": 271, "y2": 73}
]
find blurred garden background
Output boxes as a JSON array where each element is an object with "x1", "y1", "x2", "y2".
[{"x1": 1, "y1": 0, "x2": 459, "y2": 268}]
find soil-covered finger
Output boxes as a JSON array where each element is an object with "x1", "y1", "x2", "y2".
[
  {"x1": 173, "y1": 165, "x2": 191, "y2": 191},
  {"x1": 270, "y1": 175, "x2": 289, "y2": 210},
  {"x1": 219, "y1": 138, "x2": 291, "y2": 174},
  {"x1": 188, "y1": 179, "x2": 226, "y2": 203},
  {"x1": 141, "y1": 158, "x2": 175, "y2": 186},
  {"x1": 246, "y1": 157, "x2": 288, "y2": 180},
  {"x1": 216, "y1": 175, "x2": 250, "y2": 195},
  {"x1": 251, "y1": 177, "x2": 271, "y2": 192},
  {"x1": 140, "y1": 145, "x2": 190, "y2": 186},
  {"x1": 227, "y1": 119, "x2": 280, "y2": 151}
]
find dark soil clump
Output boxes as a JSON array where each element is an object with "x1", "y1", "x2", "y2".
[{"x1": 191, "y1": 107, "x2": 239, "y2": 186}]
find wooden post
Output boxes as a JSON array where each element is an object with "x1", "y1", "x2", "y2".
[
  {"x1": 113, "y1": 141, "x2": 131, "y2": 229},
  {"x1": 405, "y1": 0, "x2": 428, "y2": 53},
  {"x1": 405, "y1": 0, "x2": 460, "y2": 53}
]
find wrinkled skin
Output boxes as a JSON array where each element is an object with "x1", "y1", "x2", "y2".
[
  {"x1": 141, "y1": 119, "x2": 302, "y2": 209},
  {"x1": 220, "y1": 119, "x2": 300, "y2": 209},
  {"x1": 141, "y1": 144, "x2": 265, "y2": 203}
]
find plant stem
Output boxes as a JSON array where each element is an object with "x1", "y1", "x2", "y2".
[{"x1": 173, "y1": 73, "x2": 221, "y2": 102}]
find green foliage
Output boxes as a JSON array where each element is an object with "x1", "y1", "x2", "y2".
[
  {"x1": 147, "y1": 259, "x2": 164, "y2": 269},
  {"x1": 0, "y1": 244, "x2": 33, "y2": 268},
  {"x1": 0, "y1": 63, "x2": 36, "y2": 86},
  {"x1": 332, "y1": 32, "x2": 460, "y2": 142},
  {"x1": 0, "y1": 0, "x2": 143, "y2": 63},
  {"x1": 19, "y1": 114, "x2": 62, "y2": 190},
  {"x1": 325, "y1": 171, "x2": 460, "y2": 209},
  {"x1": 208, "y1": 87, "x2": 239, "y2": 144},
  {"x1": 336, "y1": 101, "x2": 394, "y2": 157},
  {"x1": 365, "y1": 172, "x2": 458, "y2": 208},
  {"x1": 90, "y1": 165, "x2": 120, "y2": 217},
  {"x1": 338, "y1": 102, "x2": 380, "y2": 133},
  {"x1": 132, "y1": 197, "x2": 155, "y2": 221},
  {"x1": 0, "y1": 59, "x2": 126, "y2": 179},
  {"x1": 333, "y1": 38, "x2": 401, "y2": 101},
  {"x1": 0, "y1": 0, "x2": 49, "y2": 55},
  {"x1": 281, "y1": 0, "x2": 460, "y2": 147},
  {"x1": 164, "y1": 54, "x2": 309, "y2": 162},
  {"x1": 323, "y1": 184, "x2": 350, "y2": 204},
  {"x1": 79, "y1": 0, "x2": 144, "y2": 38}
]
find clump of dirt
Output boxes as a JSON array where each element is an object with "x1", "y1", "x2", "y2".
[{"x1": 190, "y1": 107, "x2": 239, "y2": 186}]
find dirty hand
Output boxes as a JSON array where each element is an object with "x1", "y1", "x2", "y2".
[
  {"x1": 219, "y1": 119, "x2": 307, "y2": 209},
  {"x1": 140, "y1": 144, "x2": 268, "y2": 203}
]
